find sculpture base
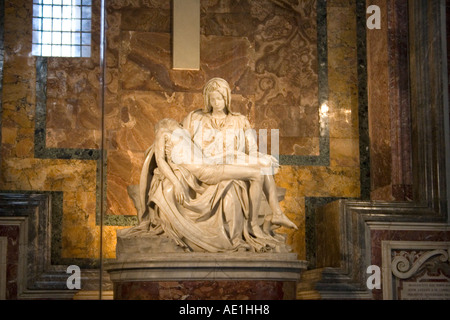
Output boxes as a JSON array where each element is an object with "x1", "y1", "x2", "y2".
[
  {"x1": 112, "y1": 279, "x2": 297, "y2": 300},
  {"x1": 106, "y1": 252, "x2": 307, "y2": 300}
]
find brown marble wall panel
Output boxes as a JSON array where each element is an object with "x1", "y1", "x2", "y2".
[
  {"x1": 328, "y1": 4, "x2": 359, "y2": 139},
  {"x1": 366, "y1": 0, "x2": 413, "y2": 201},
  {"x1": 120, "y1": 31, "x2": 172, "y2": 91},
  {"x1": 108, "y1": 0, "x2": 171, "y2": 10},
  {"x1": 201, "y1": 0, "x2": 252, "y2": 14},
  {"x1": 252, "y1": 0, "x2": 319, "y2": 155},
  {"x1": 327, "y1": 3, "x2": 359, "y2": 172},
  {"x1": 367, "y1": 0, "x2": 391, "y2": 199},
  {"x1": 44, "y1": 0, "x2": 103, "y2": 149},
  {"x1": 2, "y1": 0, "x2": 35, "y2": 139},
  {"x1": 62, "y1": 190, "x2": 101, "y2": 258},
  {"x1": 322, "y1": 1, "x2": 360, "y2": 188},
  {"x1": 110, "y1": 0, "x2": 319, "y2": 188},
  {"x1": 107, "y1": 150, "x2": 145, "y2": 217},
  {"x1": 315, "y1": 200, "x2": 341, "y2": 268},
  {"x1": 108, "y1": 91, "x2": 199, "y2": 150},
  {"x1": 1, "y1": 128, "x2": 34, "y2": 159},
  {"x1": 386, "y1": 0, "x2": 412, "y2": 201},
  {"x1": 1, "y1": 159, "x2": 96, "y2": 194},
  {"x1": 120, "y1": 8, "x2": 171, "y2": 33},
  {"x1": 277, "y1": 166, "x2": 360, "y2": 198},
  {"x1": 114, "y1": 280, "x2": 295, "y2": 300},
  {"x1": 105, "y1": 10, "x2": 121, "y2": 71},
  {"x1": 279, "y1": 137, "x2": 320, "y2": 156},
  {"x1": 0, "y1": 156, "x2": 99, "y2": 260},
  {"x1": 273, "y1": 182, "x2": 305, "y2": 256},
  {"x1": 201, "y1": 35, "x2": 255, "y2": 94},
  {"x1": 229, "y1": 94, "x2": 255, "y2": 123},
  {"x1": 201, "y1": 12, "x2": 257, "y2": 38},
  {"x1": 0, "y1": 225, "x2": 20, "y2": 300},
  {"x1": 120, "y1": 32, "x2": 254, "y2": 93}
]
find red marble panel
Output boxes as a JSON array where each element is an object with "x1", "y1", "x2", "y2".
[
  {"x1": 387, "y1": 0, "x2": 412, "y2": 201},
  {"x1": 0, "y1": 225, "x2": 20, "y2": 300},
  {"x1": 368, "y1": 0, "x2": 413, "y2": 201},
  {"x1": 113, "y1": 280, "x2": 294, "y2": 300}
]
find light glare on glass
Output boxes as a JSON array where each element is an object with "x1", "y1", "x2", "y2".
[{"x1": 32, "y1": 1, "x2": 91, "y2": 58}]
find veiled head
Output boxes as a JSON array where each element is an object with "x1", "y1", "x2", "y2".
[{"x1": 203, "y1": 78, "x2": 232, "y2": 114}]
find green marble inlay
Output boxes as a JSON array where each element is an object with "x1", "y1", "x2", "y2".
[{"x1": 304, "y1": 0, "x2": 370, "y2": 269}]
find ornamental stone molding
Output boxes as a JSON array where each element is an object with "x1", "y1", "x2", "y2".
[{"x1": 382, "y1": 241, "x2": 450, "y2": 300}]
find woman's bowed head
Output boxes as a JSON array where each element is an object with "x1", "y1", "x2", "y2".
[{"x1": 203, "y1": 77, "x2": 233, "y2": 116}]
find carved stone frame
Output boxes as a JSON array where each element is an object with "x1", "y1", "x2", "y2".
[{"x1": 382, "y1": 240, "x2": 450, "y2": 300}]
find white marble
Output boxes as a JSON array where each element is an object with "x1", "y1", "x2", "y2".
[
  {"x1": 120, "y1": 78, "x2": 297, "y2": 254},
  {"x1": 106, "y1": 252, "x2": 307, "y2": 282}
]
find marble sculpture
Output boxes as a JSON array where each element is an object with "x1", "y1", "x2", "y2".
[{"x1": 120, "y1": 78, "x2": 297, "y2": 253}]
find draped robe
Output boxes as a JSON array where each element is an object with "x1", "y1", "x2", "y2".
[{"x1": 122, "y1": 109, "x2": 288, "y2": 253}]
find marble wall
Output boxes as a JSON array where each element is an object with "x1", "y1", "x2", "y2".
[
  {"x1": 114, "y1": 280, "x2": 296, "y2": 300},
  {"x1": 0, "y1": 0, "x2": 363, "y2": 268},
  {"x1": 298, "y1": 0, "x2": 450, "y2": 300},
  {"x1": 0, "y1": 225, "x2": 19, "y2": 299},
  {"x1": 367, "y1": 0, "x2": 412, "y2": 202},
  {"x1": 369, "y1": 225, "x2": 450, "y2": 300}
]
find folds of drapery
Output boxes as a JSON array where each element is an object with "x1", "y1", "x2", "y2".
[{"x1": 120, "y1": 109, "x2": 289, "y2": 253}]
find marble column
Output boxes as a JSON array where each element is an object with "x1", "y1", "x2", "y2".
[{"x1": 367, "y1": 0, "x2": 413, "y2": 202}]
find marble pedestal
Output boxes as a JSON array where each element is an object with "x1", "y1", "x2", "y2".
[{"x1": 106, "y1": 236, "x2": 307, "y2": 300}]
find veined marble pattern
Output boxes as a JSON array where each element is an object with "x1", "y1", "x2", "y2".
[
  {"x1": 0, "y1": 0, "x2": 362, "y2": 261},
  {"x1": 0, "y1": 237, "x2": 7, "y2": 300},
  {"x1": 0, "y1": 226, "x2": 19, "y2": 300}
]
